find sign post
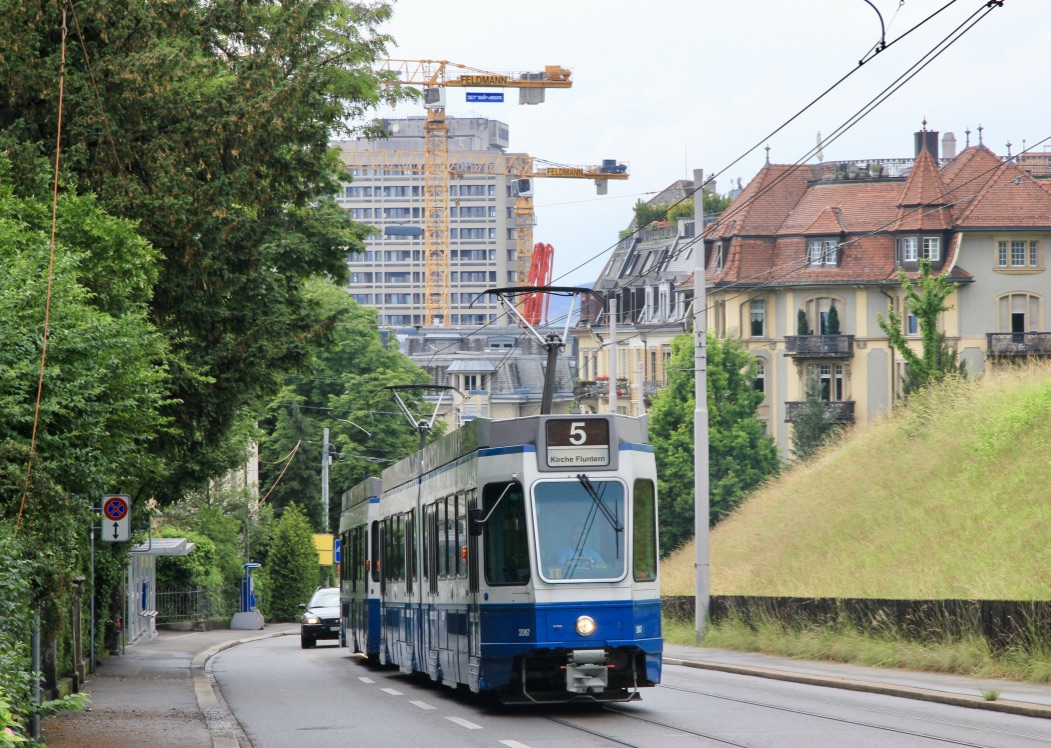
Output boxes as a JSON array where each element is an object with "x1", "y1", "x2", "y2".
[{"x1": 101, "y1": 494, "x2": 131, "y2": 543}]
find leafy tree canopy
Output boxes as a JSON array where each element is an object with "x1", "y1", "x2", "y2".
[
  {"x1": 259, "y1": 280, "x2": 433, "y2": 532},
  {"x1": 0, "y1": 158, "x2": 170, "y2": 500},
  {"x1": 648, "y1": 333, "x2": 780, "y2": 554},
  {"x1": 0, "y1": 0, "x2": 413, "y2": 498},
  {"x1": 877, "y1": 259, "x2": 966, "y2": 397}
]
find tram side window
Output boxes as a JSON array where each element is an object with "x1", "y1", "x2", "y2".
[
  {"x1": 370, "y1": 520, "x2": 380, "y2": 582},
  {"x1": 633, "y1": 479, "x2": 658, "y2": 581},
  {"x1": 455, "y1": 493, "x2": 466, "y2": 578},
  {"x1": 422, "y1": 505, "x2": 431, "y2": 583},
  {"x1": 445, "y1": 497, "x2": 456, "y2": 579},
  {"x1": 395, "y1": 514, "x2": 405, "y2": 582},
  {"x1": 437, "y1": 500, "x2": 448, "y2": 579},
  {"x1": 405, "y1": 511, "x2": 415, "y2": 593},
  {"x1": 482, "y1": 481, "x2": 529, "y2": 586}
]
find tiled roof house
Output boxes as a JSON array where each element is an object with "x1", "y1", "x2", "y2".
[{"x1": 692, "y1": 126, "x2": 1051, "y2": 453}]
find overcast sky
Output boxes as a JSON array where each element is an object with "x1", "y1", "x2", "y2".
[{"x1": 371, "y1": 0, "x2": 1048, "y2": 287}]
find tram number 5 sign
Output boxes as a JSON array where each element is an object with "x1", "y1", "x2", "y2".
[
  {"x1": 101, "y1": 494, "x2": 131, "y2": 542},
  {"x1": 545, "y1": 419, "x2": 610, "y2": 468}
]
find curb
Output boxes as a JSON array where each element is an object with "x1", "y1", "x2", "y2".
[
  {"x1": 193, "y1": 628, "x2": 298, "y2": 748},
  {"x1": 664, "y1": 657, "x2": 1051, "y2": 720}
]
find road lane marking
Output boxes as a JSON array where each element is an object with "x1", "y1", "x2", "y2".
[
  {"x1": 381, "y1": 687, "x2": 403, "y2": 696},
  {"x1": 358, "y1": 677, "x2": 374, "y2": 683},
  {"x1": 410, "y1": 701, "x2": 436, "y2": 710},
  {"x1": 500, "y1": 742, "x2": 532, "y2": 748},
  {"x1": 446, "y1": 716, "x2": 482, "y2": 729}
]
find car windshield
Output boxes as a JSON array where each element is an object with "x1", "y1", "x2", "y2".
[
  {"x1": 534, "y1": 479, "x2": 625, "y2": 581},
  {"x1": 310, "y1": 588, "x2": 339, "y2": 608}
]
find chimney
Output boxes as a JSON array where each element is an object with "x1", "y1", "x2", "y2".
[
  {"x1": 914, "y1": 129, "x2": 939, "y2": 161},
  {"x1": 941, "y1": 132, "x2": 956, "y2": 159}
]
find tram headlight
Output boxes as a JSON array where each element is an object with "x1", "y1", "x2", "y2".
[{"x1": 575, "y1": 615, "x2": 597, "y2": 637}]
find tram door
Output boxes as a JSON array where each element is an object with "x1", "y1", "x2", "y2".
[{"x1": 467, "y1": 489, "x2": 481, "y2": 665}]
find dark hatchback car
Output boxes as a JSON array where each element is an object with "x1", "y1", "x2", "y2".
[{"x1": 299, "y1": 587, "x2": 340, "y2": 648}]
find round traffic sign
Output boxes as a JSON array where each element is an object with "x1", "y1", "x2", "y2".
[{"x1": 104, "y1": 496, "x2": 129, "y2": 521}]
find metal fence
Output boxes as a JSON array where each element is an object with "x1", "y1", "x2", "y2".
[
  {"x1": 156, "y1": 588, "x2": 212, "y2": 623},
  {"x1": 662, "y1": 596, "x2": 1051, "y2": 650}
]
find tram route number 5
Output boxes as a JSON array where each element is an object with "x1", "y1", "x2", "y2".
[
  {"x1": 545, "y1": 419, "x2": 610, "y2": 468},
  {"x1": 101, "y1": 494, "x2": 132, "y2": 543}
]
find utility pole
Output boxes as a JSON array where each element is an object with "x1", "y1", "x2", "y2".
[
  {"x1": 321, "y1": 427, "x2": 330, "y2": 532},
  {"x1": 692, "y1": 168, "x2": 711, "y2": 643}
]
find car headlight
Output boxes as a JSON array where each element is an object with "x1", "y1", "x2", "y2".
[
  {"x1": 304, "y1": 616, "x2": 320, "y2": 625},
  {"x1": 575, "y1": 615, "x2": 597, "y2": 636}
]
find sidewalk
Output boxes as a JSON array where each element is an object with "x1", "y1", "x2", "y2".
[
  {"x1": 41, "y1": 623, "x2": 298, "y2": 748},
  {"x1": 41, "y1": 629, "x2": 1051, "y2": 748},
  {"x1": 664, "y1": 643, "x2": 1051, "y2": 719}
]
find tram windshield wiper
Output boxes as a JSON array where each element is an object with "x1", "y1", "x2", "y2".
[{"x1": 576, "y1": 474, "x2": 623, "y2": 533}]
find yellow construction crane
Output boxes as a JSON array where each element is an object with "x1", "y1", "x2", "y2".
[
  {"x1": 376, "y1": 60, "x2": 573, "y2": 325},
  {"x1": 338, "y1": 149, "x2": 629, "y2": 295}
]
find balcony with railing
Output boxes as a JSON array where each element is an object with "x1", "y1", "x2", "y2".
[
  {"x1": 784, "y1": 334, "x2": 854, "y2": 358},
  {"x1": 784, "y1": 400, "x2": 855, "y2": 424},
  {"x1": 987, "y1": 332, "x2": 1051, "y2": 358}
]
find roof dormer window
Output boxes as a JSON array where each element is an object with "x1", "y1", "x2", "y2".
[
  {"x1": 806, "y1": 239, "x2": 838, "y2": 267},
  {"x1": 901, "y1": 235, "x2": 940, "y2": 263}
]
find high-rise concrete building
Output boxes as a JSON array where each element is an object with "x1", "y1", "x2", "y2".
[{"x1": 334, "y1": 116, "x2": 527, "y2": 327}]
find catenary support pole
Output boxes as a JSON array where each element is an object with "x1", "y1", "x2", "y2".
[
  {"x1": 693, "y1": 168, "x2": 711, "y2": 643},
  {"x1": 608, "y1": 297, "x2": 618, "y2": 413}
]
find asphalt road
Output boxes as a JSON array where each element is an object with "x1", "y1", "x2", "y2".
[{"x1": 212, "y1": 636, "x2": 1051, "y2": 747}]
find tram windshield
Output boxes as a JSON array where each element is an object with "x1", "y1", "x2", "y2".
[{"x1": 534, "y1": 479, "x2": 625, "y2": 581}]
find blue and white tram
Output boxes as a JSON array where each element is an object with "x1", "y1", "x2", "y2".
[
  {"x1": 345, "y1": 413, "x2": 662, "y2": 703},
  {"x1": 338, "y1": 477, "x2": 382, "y2": 659}
]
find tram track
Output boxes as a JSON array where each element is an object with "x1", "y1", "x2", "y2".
[{"x1": 535, "y1": 679, "x2": 1051, "y2": 748}]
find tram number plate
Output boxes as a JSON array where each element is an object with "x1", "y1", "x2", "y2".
[{"x1": 545, "y1": 419, "x2": 610, "y2": 468}]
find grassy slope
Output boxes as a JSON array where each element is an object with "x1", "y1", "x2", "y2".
[{"x1": 661, "y1": 362, "x2": 1051, "y2": 600}]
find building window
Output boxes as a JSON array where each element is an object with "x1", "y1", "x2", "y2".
[
  {"x1": 803, "y1": 297, "x2": 843, "y2": 335},
  {"x1": 809, "y1": 363, "x2": 845, "y2": 401},
  {"x1": 349, "y1": 208, "x2": 372, "y2": 220},
  {"x1": 903, "y1": 237, "x2": 918, "y2": 262},
  {"x1": 462, "y1": 374, "x2": 487, "y2": 392},
  {"x1": 997, "y1": 293, "x2": 1041, "y2": 333},
  {"x1": 349, "y1": 272, "x2": 373, "y2": 284},
  {"x1": 754, "y1": 360, "x2": 766, "y2": 394},
  {"x1": 382, "y1": 207, "x2": 412, "y2": 219},
  {"x1": 997, "y1": 239, "x2": 1042, "y2": 269},
  {"x1": 750, "y1": 299, "x2": 766, "y2": 337},
  {"x1": 715, "y1": 242, "x2": 724, "y2": 271},
  {"x1": 922, "y1": 237, "x2": 940, "y2": 261},
  {"x1": 807, "y1": 239, "x2": 838, "y2": 266},
  {"x1": 906, "y1": 314, "x2": 919, "y2": 335}
]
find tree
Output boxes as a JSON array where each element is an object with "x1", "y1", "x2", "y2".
[
  {"x1": 826, "y1": 303, "x2": 841, "y2": 335},
  {"x1": 0, "y1": 0, "x2": 413, "y2": 498},
  {"x1": 790, "y1": 374, "x2": 842, "y2": 462},
  {"x1": 877, "y1": 259, "x2": 966, "y2": 397},
  {"x1": 259, "y1": 280, "x2": 432, "y2": 532},
  {"x1": 797, "y1": 309, "x2": 811, "y2": 335},
  {"x1": 648, "y1": 333, "x2": 781, "y2": 554},
  {"x1": 263, "y1": 504, "x2": 318, "y2": 622},
  {"x1": 0, "y1": 160, "x2": 171, "y2": 500}
]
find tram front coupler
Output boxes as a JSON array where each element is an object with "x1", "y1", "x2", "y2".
[{"x1": 565, "y1": 648, "x2": 609, "y2": 693}]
